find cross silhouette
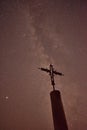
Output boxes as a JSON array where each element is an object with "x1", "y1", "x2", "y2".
[{"x1": 39, "y1": 64, "x2": 64, "y2": 90}]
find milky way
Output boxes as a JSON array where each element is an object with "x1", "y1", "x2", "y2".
[{"x1": 0, "y1": 0, "x2": 87, "y2": 130}]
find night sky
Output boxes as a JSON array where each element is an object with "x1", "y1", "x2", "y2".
[{"x1": 0, "y1": 0, "x2": 87, "y2": 130}]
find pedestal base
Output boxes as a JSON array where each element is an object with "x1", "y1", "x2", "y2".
[{"x1": 50, "y1": 90, "x2": 68, "y2": 130}]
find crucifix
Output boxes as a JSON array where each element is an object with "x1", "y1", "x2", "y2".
[{"x1": 38, "y1": 64, "x2": 64, "y2": 90}]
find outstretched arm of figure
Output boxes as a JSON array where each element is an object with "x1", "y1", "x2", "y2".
[
  {"x1": 38, "y1": 68, "x2": 50, "y2": 73},
  {"x1": 53, "y1": 70, "x2": 64, "y2": 76}
]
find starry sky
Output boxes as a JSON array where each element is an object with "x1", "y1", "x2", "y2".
[{"x1": 0, "y1": 0, "x2": 87, "y2": 130}]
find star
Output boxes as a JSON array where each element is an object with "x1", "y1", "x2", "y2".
[{"x1": 5, "y1": 96, "x2": 9, "y2": 100}]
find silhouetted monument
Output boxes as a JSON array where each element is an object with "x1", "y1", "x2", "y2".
[{"x1": 39, "y1": 64, "x2": 68, "y2": 130}]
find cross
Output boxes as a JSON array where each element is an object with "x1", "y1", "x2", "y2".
[{"x1": 38, "y1": 64, "x2": 64, "y2": 90}]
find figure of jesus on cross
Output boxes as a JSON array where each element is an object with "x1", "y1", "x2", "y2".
[{"x1": 39, "y1": 64, "x2": 64, "y2": 90}]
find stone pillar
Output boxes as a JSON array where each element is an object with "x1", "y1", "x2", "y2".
[{"x1": 50, "y1": 90, "x2": 68, "y2": 130}]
